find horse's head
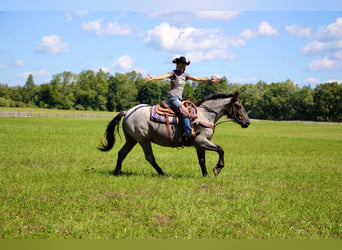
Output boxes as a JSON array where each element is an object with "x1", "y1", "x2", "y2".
[{"x1": 227, "y1": 92, "x2": 250, "y2": 128}]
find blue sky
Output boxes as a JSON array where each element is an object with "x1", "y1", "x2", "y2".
[{"x1": 1, "y1": 1, "x2": 342, "y2": 87}]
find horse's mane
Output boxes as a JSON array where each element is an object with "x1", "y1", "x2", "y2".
[{"x1": 195, "y1": 92, "x2": 234, "y2": 106}]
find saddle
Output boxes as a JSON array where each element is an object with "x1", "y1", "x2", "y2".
[
  {"x1": 150, "y1": 101, "x2": 179, "y2": 124},
  {"x1": 150, "y1": 100, "x2": 198, "y2": 146}
]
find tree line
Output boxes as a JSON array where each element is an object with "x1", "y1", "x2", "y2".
[{"x1": 0, "y1": 69, "x2": 341, "y2": 122}]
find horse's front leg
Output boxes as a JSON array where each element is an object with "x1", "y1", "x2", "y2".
[
  {"x1": 213, "y1": 144, "x2": 224, "y2": 176},
  {"x1": 195, "y1": 138, "x2": 224, "y2": 176},
  {"x1": 196, "y1": 148, "x2": 208, "y2": 177}
]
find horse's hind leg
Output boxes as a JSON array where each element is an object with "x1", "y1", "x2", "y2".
[
  {"x1": 112, "y1": 137, "x2": 137, "y2": 175},
  {"x1": 140, "y1": 142, "x2": 166, "y2": 176}
]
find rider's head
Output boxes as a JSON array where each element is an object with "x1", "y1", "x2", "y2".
[{"x1": 172, "y1": 56, "x2": 190, "y2": 73}]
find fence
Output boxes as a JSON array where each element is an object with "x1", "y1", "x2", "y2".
[{"x1": 0, "y1": 110, "x2": 114, "y2": 119}]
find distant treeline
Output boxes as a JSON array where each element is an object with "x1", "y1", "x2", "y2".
[{"x1": 1, "y1": 70, "x2": 341, "y2": 122}]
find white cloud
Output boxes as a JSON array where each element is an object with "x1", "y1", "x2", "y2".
[
  {"x1": 100, "y1": 55, "x2": 145, "y2": 73},
  {"x1": 326, "y1": 79, "x2": 342, "y2": 84},
  {"x1": 82, "y1": 20, "x2": 101, "y2": 34},
  {"x1": 81, "y1": 19, "x2": 131, "y2": 36},
  {"x1": 259, "y1": 21, "x2": 278, "y2": 36},
  {"x1": 15, "y1": 60, "x2": 24, "y2": 67},
  {"x1": 304, "y1": 77, "x2": 320, "y2": 84},
  {"x1": 318, "y1": 17, "x2": 342, "y2": 38},
  {"x1": 145, "y1": 20, "x2": 277, "y2": 64},
  {"x1": 65, "y1": 12, "x2": 73, "y2": 22},
  {"x1": 35, "y1": 35, "x2": 69, "y2": 54},
  {"x1": 20, "y1": 69, "x2": 50, "y2": 78},
  {"x1": 240, "y1": 29, "x2": 255, "y2": 40},
  {"x1": 65, "y1": 11, "x2": 89, "y2": 22},
  {"x1": 285, "y1": 25, "x2": 312, "y2": 37},
  {"x1": 185, "y1": 50, "x2": 235, "y2": 63},
  {"x1": 241, "y1": 21, "x2": 278, "y2": 39},
  {"x1": 145, "y1": 22, "x2": 242, "y2": 63},
  {"x1": 308, "y1": 57, "x2": 337, "y2": 71},
  {"x1": 301, "y1": 17, "x2": 342, "y2": 71},
  {"x1": 76, "y1": 11, "x2": 89, "y2": 17},
  {"x1": 146, "y1": 23, "x2": 194, "y2": 50},
  {"x1": 114, "y1": 55, "x2": 134, "y2": 71},
  {"x1": 301, "y1": 40, "x2": 342, "y2": 56}
]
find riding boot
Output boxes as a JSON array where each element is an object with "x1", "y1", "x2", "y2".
[{"x1": 183, "y1": 135, "x2": 192, "y2": 146}]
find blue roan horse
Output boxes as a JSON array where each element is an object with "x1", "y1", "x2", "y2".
[{"x1": 98, "y1": 92, "x2": 250, "y2": 177}]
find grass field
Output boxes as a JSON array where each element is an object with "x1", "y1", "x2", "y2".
[{"x1": 0, "y1": 111, "x2": 341, "y2": 239}]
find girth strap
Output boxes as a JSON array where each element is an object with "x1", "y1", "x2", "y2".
[{"x1": 165, "y1": 113, "x2": 174, "y2": 146}]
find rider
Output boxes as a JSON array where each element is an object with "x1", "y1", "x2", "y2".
[{"x1": 145, "y1": 56, "x2": 220, "y2": 145}]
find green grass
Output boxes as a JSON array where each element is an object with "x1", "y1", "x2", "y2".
[{"x1": 0, "y1": 115, "x2": 341, "y2": 239}]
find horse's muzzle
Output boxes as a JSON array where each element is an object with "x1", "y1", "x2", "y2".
[{"x1": 241, "y1": 121, "x2": 250, "y2": 128}]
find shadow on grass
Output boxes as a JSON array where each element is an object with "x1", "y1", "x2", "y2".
[{"x1": 86, "y1": 166, "x2": 196, "y2": 179}]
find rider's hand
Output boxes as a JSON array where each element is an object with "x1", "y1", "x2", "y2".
[
  {"x1": 145, "y1": 75, "x2": 153, "y2": 81},
  {"x1": 211, "y1": 76, "x2": 220, "y2": 84}
]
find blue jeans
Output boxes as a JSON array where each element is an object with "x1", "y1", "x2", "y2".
[{"x1": 168, "y1": 96, "x2": 191, "y2": 137}]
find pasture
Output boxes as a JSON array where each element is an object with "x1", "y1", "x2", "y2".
[{"x1": 0, "y1": 112, "x2": 341, "y2": 239}]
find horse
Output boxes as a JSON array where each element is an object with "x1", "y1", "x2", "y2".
[{"x1": 98, "y1": 92, "x2": 250, "y2": 177}]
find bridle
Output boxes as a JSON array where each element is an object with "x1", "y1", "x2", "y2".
[
  {"x1": 215, "y1": 102, "x2": 240, "y2": 127},
  {"x1": 200, "y1": 102, "x2": 237, "y2": 127},
  {"x1": 228, "y1": 102, "x2": 239, "y2": 122}
]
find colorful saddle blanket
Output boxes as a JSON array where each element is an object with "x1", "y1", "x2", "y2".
[{"x1": 150, "y1": 102, "x2": 179, "y2": 124}]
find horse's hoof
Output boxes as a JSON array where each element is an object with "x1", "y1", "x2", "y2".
[
  {"x1": 110, "y1": 170, "x2": 121, "y2": 176},
  {"x1": 213, "y1": 167, "x2": 221, "y2": 176}
]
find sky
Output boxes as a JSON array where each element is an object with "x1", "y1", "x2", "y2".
[{"x1": 1, "y1": 0, "x2": 342, "y2": 87}]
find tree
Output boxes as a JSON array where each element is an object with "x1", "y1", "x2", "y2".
[
  {"x1": 0, "y1": 83, "x2": 9, "y2": 99},
  {"x1": 290, "y1": 85, "x2": 314, "y2": 120},
  {"x1": 22, "y1": 74, "x2": 37, "y2": 104},
  {"x1": 75, "y1": 70, "x2": 97, "y2": 110},
  {"x1": 94, "y1": 69, "x2": 109, "y2": 111},
  {"x1": 107, "y1": 75, "x2": 119, "y2": 112},
  {"x1": 37, "y1": 83, "x2": 52, "y2": 108},
  {"x1": 159, "y1": 81, "x2": 170, "y2": 101},
  {"x1": 49, "y1": 74, "x2": 64, "y2": 108},
  {"x1": 183, "y1": 82, "x2": 195, "y2": 100},
  {"x1": 257, "y1": 80, "x2": 297, "y2": 120},
  {"x1": 194, "y1": 77, "x2": 229, "y2": 101},
  {"x1": 107, "y1": 72, "x2": 138, "y2": 111},
  {"x1": 314, "y1": 82, "x2": 342, "y2": 121},
  {"x1": 137, "y1": 81, "x2": 161, "y2": 105}
]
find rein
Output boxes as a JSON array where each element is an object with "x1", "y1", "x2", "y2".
[
  {"x1": 215, "y1": 119, "x2": 234, "y2": 127},
  {"x1": 199, "y1": 102, "x2": 236, "y2": 128}
]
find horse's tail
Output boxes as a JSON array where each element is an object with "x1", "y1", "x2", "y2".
[{"x1": 98, "y1": 111, "x2": 126, "y2": 152}]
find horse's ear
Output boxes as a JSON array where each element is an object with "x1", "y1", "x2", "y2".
[{"x1": 232, "y1": 91, "x2": 239, "y2": 101}]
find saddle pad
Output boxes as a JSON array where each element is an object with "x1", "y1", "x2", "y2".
[{"x1": 150, "y1": 105, "x2": 179, "y2": 124}]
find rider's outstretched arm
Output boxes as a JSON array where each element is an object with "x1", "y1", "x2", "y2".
[
  {"x1": 188, "y1": 75, "x2": 220, "y2": 83},
  {"x1": 145, "y1": 73, "x2": 172, "y2": 81}
]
